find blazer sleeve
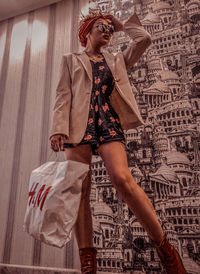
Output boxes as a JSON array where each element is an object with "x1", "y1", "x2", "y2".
[
  {"x1": 122, "y1": 13, "x2": 152, "y2": 70},
  {"x1": 49, "y1": 55, "x2": 72, "y2": 140}
]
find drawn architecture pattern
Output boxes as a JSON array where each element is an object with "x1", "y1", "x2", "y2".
[{"x1": 87, "y1": 0, "x2": 200, "y2": 273}]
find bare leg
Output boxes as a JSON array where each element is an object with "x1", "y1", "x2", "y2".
[
  {"x1": 64, "y1": 144, "x2": 93, "y2": 248},
  {"x1": 97, "y1": 141, "x2": 165, "y2": 245}
]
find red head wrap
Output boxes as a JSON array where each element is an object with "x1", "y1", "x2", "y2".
[{"x1": 79, "y1": 14, "x2": 107, "y2": 47}]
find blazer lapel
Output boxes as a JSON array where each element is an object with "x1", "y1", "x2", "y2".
[
  {"x1": 75, "y1": 52, "x2": 92, "y2": 81},
  {"x1": 75, "y1": 51, "x2": 116, "y2": 82}
]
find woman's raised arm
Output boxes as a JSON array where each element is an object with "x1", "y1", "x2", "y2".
[{"x1": 121, "y1": 13, "x2": 152, "y2": 70}]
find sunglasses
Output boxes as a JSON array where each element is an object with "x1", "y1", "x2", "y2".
[{"x1": 95, "y1": 23, "x2": 114, "y2": 35}]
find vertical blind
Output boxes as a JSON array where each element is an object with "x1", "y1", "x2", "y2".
[{"x1": 0, "y1": 0, "x2": 86, "y2": 269}]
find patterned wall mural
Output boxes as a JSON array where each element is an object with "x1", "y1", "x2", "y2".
[{"x1": 86, "y1": 0, "x2": 200, "y2": 273}]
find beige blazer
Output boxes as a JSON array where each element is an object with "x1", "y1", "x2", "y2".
[{"x1": 50, "y1": 13, "x2": 151, "y2": 143}]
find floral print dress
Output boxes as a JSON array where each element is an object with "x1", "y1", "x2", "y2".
[{"x1": 64, "y1": 56, "x2": 125, "y2": 155}]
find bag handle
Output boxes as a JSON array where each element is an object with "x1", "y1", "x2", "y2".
[{"x1": 47, "y1": 150, "x2": 64, "y2": 162}]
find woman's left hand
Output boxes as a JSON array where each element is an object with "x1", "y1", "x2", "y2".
[{"x1": 105, "y1": 14, "x2": 123, "y2": 32}]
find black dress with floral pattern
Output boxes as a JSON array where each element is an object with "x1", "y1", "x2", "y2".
[{"x1": 63, "y1": 56, "x2": 125, "y2": 155}]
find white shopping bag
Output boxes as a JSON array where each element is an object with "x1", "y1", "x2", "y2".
[{"x1": 24, "y1": 160, "x2": 89, "y2": 248}]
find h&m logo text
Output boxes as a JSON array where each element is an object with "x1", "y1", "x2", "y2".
[{"x1": 28, "y1": 182, "x2": 52, "y2": 211}]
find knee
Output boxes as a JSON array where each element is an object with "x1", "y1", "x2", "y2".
[
  {"x1": 80, "y1": 171, "x2": 91, "y2": 201},
  {"x1": 111, "y1": 169, "x2": 135, "y2": 192}
]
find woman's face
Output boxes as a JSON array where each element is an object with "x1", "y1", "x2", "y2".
[{"x1": 87, "y1": 18, "x2": 113, "y2": 47}]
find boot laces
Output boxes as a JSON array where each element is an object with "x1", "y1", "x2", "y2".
[{"x1": 81, "y1": 254, "x2": 95, "y2": 274}]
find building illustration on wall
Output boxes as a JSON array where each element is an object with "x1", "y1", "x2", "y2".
[{"x1": 86, "y1": 0, "x2": 200, "y2": 273}]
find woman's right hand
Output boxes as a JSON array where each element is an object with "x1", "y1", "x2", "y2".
[
  {"x1": 50, "y1": 134, "x2": 65, "y2": 152},
  {"x1": 104, "y1": 14, "x2": 123, "y2": 32}
]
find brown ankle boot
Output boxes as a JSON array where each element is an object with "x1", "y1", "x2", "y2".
[
  {"x1": 79, "y1": 247, "x2": 97, "y2": 274},
  {"x1": 153, "y1": 234, "x2": 187, "y2": 274}
]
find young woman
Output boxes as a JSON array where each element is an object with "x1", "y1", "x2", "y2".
[{"x1": 49, "y1": 12, "x2": 187, "y2": 274}]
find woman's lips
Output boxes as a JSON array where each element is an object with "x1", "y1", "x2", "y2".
[{"x1": 102, "y1": 33, "x2": 110, "y2": 40}]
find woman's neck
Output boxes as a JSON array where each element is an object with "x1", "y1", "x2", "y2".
[{"x1": 84, "y1": 46, "x2": 102, "y2": 56}]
